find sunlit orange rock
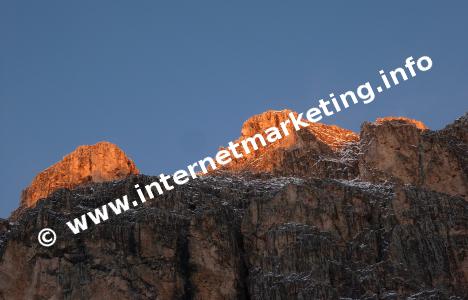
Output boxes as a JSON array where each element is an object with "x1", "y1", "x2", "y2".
[
  {"x1": 220, "y1": 109, "x2": 359, "y2": 175},
  {"x1": 2, "y1": 112, "x2": 467, "y2": 299},
  {"x1": 375, "y1": 116, "x2": 428, "y2": 130},
  {"x1": 20, "y1": 141, "x2": 138, "y2": 207},
  {"x1": 239, "y1": 109, "x2": 359, "y2": 150}
]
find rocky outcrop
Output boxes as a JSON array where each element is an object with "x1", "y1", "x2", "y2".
[
  {"x1": 375, "y1": 116, "x2": 428, "y2": 130},
  {"x1": 0, "y1": 175, "x2": 466, "y2": 299},
  {"x1": 0, "y1": 111, "x2": 466, "y2": 299},
  {"x1": 222, "y1": 110, "x2": 467, "y2": 199},
  {"x1": 19, "y1": 141, "x2": 139, "y2": 208},
  {"x1": 358, "y1": 116, "x2": 467, "y2": 198},
  {"x1": 221, "y1": 110, "x2": 359, "y2": 178}
]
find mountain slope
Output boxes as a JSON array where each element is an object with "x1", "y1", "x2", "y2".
[{"x1": 0, "y1": 111, "x2": 466, "y2": 299}]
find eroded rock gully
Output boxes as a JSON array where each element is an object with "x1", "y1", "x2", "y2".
[{"x1": 0, "y1": 111, "x2": 467, "y2": 299}]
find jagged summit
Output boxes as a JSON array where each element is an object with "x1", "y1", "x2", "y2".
[
  {"x1": 2, "y1": 111, "x2": 467, "y2": 299},
  {"x1": 240, "y1": 109, "x2": 359, "y2": 149},
  {"x1": 18, "y1": 110, "x2": 465, "y2": 211},
  {"x1": 222, "y1": 109, "x2": 359, "y2": 174},
  {"x1": 374, "y1": 116, "x2": 428, "y2": 130},
  {"x1": 20, "y1": 141, "x2": 138, "y2": 208},
  {"x1": 222, "y1": 109, "x2": 467, "y2": 199}
]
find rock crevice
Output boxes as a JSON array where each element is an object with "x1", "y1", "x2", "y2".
[{"x1": 0, "y1": 111, "x2": 467, "y2": 299}]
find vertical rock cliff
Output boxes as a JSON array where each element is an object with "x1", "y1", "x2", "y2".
[
  {"x1": 19, "y1": 141, "x2": 139, "y2": 208},
  {"x1": 0, "y1": 111, "x2": 466, "y2": 299}
]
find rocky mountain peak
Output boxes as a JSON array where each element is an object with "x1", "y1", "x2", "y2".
[
  {"x1": 20, "y1": 141, "x2": 138, "y2": 208},
  {"x1": 222, "y1": 110, "x2": 467, "y2": 199},
  {"x1": 1, "y1": 113, "x2": 467, "y2": 299},
  {"x1": 374, "y1": 116, "x2": 428, "y2": 130},
  {"x1": 221, "y1": 109, "x2": 359, "y2": 174},
  {"x1": 240, "y1": 109, "x2": 359, "y2": 150},
  {"x1": 240, "y1": 110, "x2": 292, "y2": 137}
]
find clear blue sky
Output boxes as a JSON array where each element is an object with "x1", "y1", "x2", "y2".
[{"x1": 1, "y1": 1, "x2": 467, "y2": 217}]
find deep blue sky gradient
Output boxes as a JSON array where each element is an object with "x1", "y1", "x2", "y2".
[{"x1": 1, "y1": 1, "x2": 467, "y2": 217}]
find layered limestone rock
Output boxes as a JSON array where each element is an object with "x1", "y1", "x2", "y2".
[
  {"x1": 0, "y1": 175, "x2": 465, "y2": 299},
  {"x1": 359, "y1": 116, "x2": 467, "y2": 198},
  {"x1": 222, "y1": 110, "x2": 467, "y2": 199},
  {"x1": 20, "y1": 141, "x2": 139, "y2": 208},
  {"x1": 238, "y1": 110, "x2": 359, "y2": 150},
  {"x1": 0, "y1": 111, "x2": 466, "y2": 299},
  {"x1": 221, "y1": 110, "x2": 359, "y2": 178},
  {"x1": 375, "y1": 116, "x2": 428, "y2": 130}
]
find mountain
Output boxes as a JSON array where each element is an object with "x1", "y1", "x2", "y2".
[
  {"x1": 19, "y1": 141, "x2": 139, "y2": 209},
  {"x1": 0, "y1": 111, "x2": 466, "y2": 299}
]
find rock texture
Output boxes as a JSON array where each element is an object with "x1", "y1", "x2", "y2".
[
  {"x1": 221, "y1": 110, "x2": 359, "y2": 177},
  {"x1": 19, "y1": 141, "x2": 139, "y2": 208},
  {"x1": 358, "y1": 116, "x2": 467, "y2": 198},
  {"x1": 375, "y1": 117, "x2": 428, "y2": 130},
  {"x1": 0, "y1": 111, "x2": 467, "y2": 299}
]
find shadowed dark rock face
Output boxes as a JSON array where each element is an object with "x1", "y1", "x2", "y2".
[{"x1": 0, "y1": 112, "x2": 467, "y2": 299}]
